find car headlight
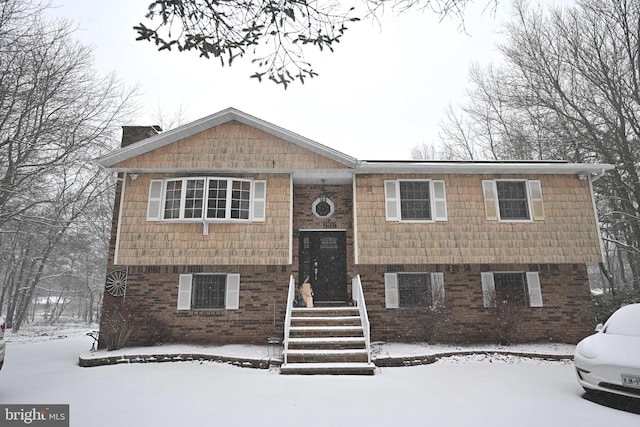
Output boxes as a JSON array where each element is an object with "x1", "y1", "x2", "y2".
[{"x1": 575, "y1": 340, "x2": 598, "y2": 359}]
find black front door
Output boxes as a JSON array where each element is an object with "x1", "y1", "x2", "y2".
[{"x1": 299, "y1": 231, "x2": 347, "y2": 302}]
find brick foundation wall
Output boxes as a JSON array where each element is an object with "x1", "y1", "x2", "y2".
[
  {"x1": 100, "y1": 265, "x2": 291, "y2": 347},
  {"x1": 101, "y1": 262, "x2": 593, "y2": 347},
  {"x1": 356, "y1": 263, "x2": 594, "y2": 344}
]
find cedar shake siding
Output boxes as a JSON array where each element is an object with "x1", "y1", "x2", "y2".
[
  {"x1": 355, "y1": 174, "x2": 602, "y2": 265},
  {"x1": 115, "y1": 173, "x2": 291, "y2": 266},
  {"x1": 111, "y1": 121, "x2": 350, "y2": 171}
]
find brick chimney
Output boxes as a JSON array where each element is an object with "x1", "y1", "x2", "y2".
[{"x1": 121, "y1": 125, "x2": 162, "y2": 148}]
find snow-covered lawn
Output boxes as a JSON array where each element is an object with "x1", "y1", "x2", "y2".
[{"x1": 0, "y1": 326, "x2": 638, "y2": 426}]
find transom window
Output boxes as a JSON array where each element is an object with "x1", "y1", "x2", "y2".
[
  {"x1": 496, "y1": 181, "x2": 529, "y2": 220},
  {"x1": 192, "y1": 274, "x2": 226, "y2": 309}
]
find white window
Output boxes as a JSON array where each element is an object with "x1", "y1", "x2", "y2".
[
  {"x1": 481, "y1": 271, "x2": 543, "y2": 308},
  {"x1": 385, "y1": 272, "x2": 445, "y2": 309},
  {"x1": 384, "y1": 180, "x2": 447, "y2": 222},
  {"x1": 482, "y1": 179, "x2": 544, "y2": 221},
  {"x1": 147, "y1": 177, "x2": 266, "y2": 222},
  {"x1": 177, "y1": 273, "x2": 240, "y2": 310}
]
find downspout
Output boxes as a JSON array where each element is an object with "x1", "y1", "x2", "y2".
[
  {"x1": 289, "y1": 173, "x2": 293, "y2": 265},
  {"x1": 587, "y1": 172, "x2": 606, "y2": 265},
  {"x1": 113, "y1": 172, "x2": 126, "y2": 266},
  {"x1": 352, "y1": 173, "x2": 359, "y2": 266}
]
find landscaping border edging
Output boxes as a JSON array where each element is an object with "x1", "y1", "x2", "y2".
[{"x1": 79, "y1": 350, "x2": 573, "y2": 369}]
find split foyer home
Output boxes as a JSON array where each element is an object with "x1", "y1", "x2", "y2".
[{"x1": 95, "y1": 107, "x2": 613, "y2": 372}]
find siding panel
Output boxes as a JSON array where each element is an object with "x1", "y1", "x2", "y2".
[{"x1": 356, "y1": 174, "x2": 602, "y2": 265}]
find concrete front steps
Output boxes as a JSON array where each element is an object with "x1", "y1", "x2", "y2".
[{"x1": 281, "y1": 307, "x2": 375, "y2": 375}]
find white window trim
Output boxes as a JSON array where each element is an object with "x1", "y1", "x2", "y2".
[
  {"x1": 148, "y1": 177, "x2": 266, "y2": 224},
  {"x1": 481, "y1": 271, "x2": 543, "y2": 308},
  {"x1": 481, "y1": 179, "x2": 544, "y2": 222},
  {"x1": 311, "y1": 197, "x2": 335, "y2": 219},
  {"x1": 384, "y1": 179, "x2": 448, "y2": 222},
  {"x1": 176, "y1": 273, "x2": 240, "y2": 311},
  {"x1": 384, "y1": 272, "x2": 445, "y2": 309}
]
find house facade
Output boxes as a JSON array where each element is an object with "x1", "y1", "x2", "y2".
[{"x1": 96, "y1": 108, "x2": 613, "y2": 347}]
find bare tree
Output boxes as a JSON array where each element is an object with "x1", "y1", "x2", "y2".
[
  {"x1": 133, "y1": 0, "x2": 498, "y2": 87},
  {"x1": 441, "y1": 0, "x2": 640, "y2": 291},
  {"x1": 0, "y1": 0, "x2": 138, "y2": 328},
  {"x1": 152, "y1": 103, "x2": 189, "y2": 131}
]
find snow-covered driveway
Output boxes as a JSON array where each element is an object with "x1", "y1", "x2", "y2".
[{"x1": 0, "y1": 334, "x2": 637, "y2": 426}]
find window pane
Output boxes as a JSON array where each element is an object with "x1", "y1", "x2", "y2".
[
  {"x1": 207, "y1": 179, "x2": 228, "y2": 219},
  {"x1": 184, "y1": 179, "x2": 205, "y2": 219},
  {"x1": 399, "y1": 181, "x2": 431, "y2": 220},
  {"x1": 496, "y1": 181, "x2": 529, "y2": 219},
  {"x1": 192, "y1": 275, "x2": 226, "y2": 309},
  {"x1": 231, "y1": 180, "x2": 250, "y2": 220},
  {"x1": 493, "y1": 272, "x2": 527, "y2": 306},
  {"x1": 164, "y1": 180, "x2": 182, "y2": 219},
  {"x1": 398, "y1": 273, "x2": 431, "y2": 308}
]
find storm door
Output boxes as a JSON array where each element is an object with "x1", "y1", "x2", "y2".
[{"x1": 299, "y1": 231, "x2": 348, "y2": 302}]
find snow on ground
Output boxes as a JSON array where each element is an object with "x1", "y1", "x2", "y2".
[{"x1": 1, "y1": 323, "x2": 638, "y2": 426}]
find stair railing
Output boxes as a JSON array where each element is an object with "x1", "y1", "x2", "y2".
[
  {"x1": 352, "y1": 275, "x2": 371, "y2": 364},
  {"x1": 283, "y1": 275, "x2": 296, "y2": 364}
]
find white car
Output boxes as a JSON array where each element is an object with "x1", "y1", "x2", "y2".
[
  {"x1": 0, "y1": 318, "x2": 5, "y2": 370},
  {"x1": 574, "y1": 303, "x2": 640, "y2": 399}
]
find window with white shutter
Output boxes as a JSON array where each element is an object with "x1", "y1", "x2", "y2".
[
  {"x1": 526, "y1": 272, "x2": 543, "y2": 307},
  {"x1": 147, "y1": 180, "x2": 164, "y2": 221},
  {"x1": 384, "y1": 180, "x2": 448, "y2": 222},
  {"x1": 481, "y1": 272, "x2": 496, "y2": 308},
  {"x1": 252, "y1": 181, "x2": 266, "y2": 222},
  {"x1": 482, "y1": 179, "x2": 544, "y2": 221},
  {"x1": 146, "y1": 177, "x2": 266, "y2": 223},
  {"x1": 385, "y1": 272, "x2": 445, "y2": 309},
  {"x1": 384, "y1": 181, "x2": 400, "y2": 221},
  {"x1": 177, "y1": 273, "x2": 240, "y2": 310},
  {"x1": 384, "y1": 273, "x2": 399, "y2": 309},
  {"x1": 481, "y1": 271, "x2": 543, "y2": 308},
  {"x1": 177, "y1": 274, "x2": 193, "y2": 310}
]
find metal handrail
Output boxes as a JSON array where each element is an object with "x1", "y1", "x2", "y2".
[
  {"x1": 283, "y1": 275, "x2": 296, "y2": 364},
  {"x1": 352, "y1": 275, "x2": 371, "y2": 364}
]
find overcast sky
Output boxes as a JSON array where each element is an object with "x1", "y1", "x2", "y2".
[{"x1": 50, "y1": 0, "x2": 516, "y2": 160}]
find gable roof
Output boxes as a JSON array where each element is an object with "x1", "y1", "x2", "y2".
[
  {"x1": 95, "y1": 107, "x2": 358, "y2": 169},
  {"x1": 95, "y1": 107, "x2": 614, "y2": 180}
]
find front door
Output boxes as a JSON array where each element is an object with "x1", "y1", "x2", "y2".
[{"x1": 299, "y1": 231, "x2": 347, "y2": 302}]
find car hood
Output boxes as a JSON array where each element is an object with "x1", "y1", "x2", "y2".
[{"x1": 576, "y1": 333, "x2": 640, "y2": 368}]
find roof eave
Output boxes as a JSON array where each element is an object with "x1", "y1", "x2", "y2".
[{"x1": 356, "y1": 161, "x2": 615, "y2": 175}]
